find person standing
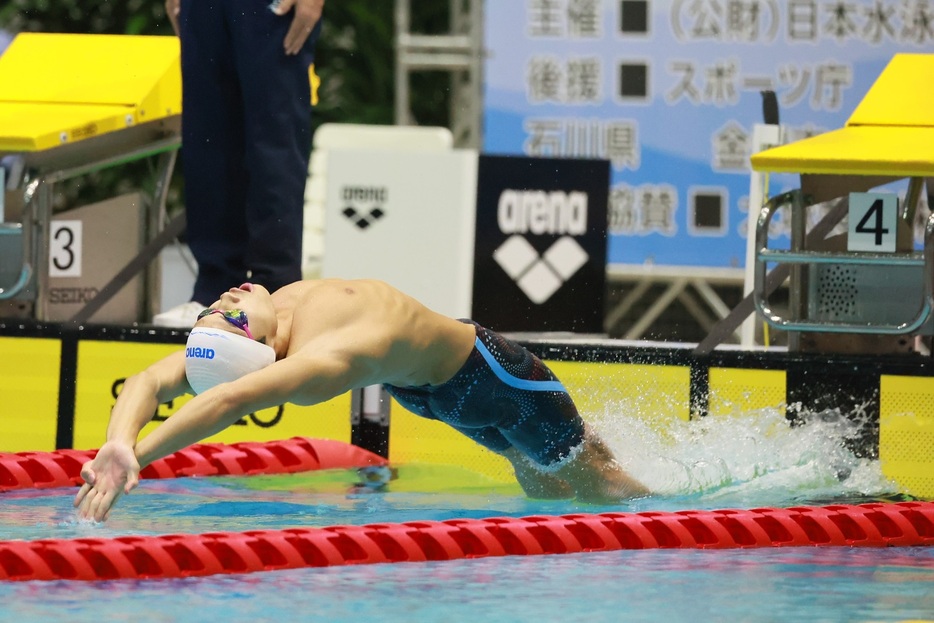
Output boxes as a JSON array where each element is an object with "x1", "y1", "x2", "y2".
[{"x1": 155, "y1": 0, "x2": 324, "y2": 327}]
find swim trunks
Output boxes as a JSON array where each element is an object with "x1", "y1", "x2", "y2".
[{"x1": 383, "y1": 321, "x2": 585, "y2": 467}]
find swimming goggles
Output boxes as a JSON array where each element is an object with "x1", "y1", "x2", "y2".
[{"x1": 197, "y1": 308, "x2": 254, "y2": 340}]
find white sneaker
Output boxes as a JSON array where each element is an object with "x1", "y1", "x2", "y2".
[{"x1": 152, "y1": 301, "x2": 206, "y2": 328}]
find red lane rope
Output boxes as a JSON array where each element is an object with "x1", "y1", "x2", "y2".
[
  {"x1": 2, "y1": 502, "x2": 933, "y2": 581},
  {"x1": 0, "y1": 437, "x2": 386, "y2": 492}
]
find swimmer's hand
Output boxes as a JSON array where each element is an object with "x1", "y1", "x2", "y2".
[{"x1": 73, "y1": 441, "x2": 141, "y2": 522}]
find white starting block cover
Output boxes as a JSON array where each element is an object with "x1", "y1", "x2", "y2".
[{"x1": 306, "y1": 124, "x2": 477, "y2": 318}]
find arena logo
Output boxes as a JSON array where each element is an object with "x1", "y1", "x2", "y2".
[
  {"x1": 185, "y1": 346, "x2": 215, "y2": 359},
  {"x1": 497, "y1": 189, "x2": 588, "y2": 235},
  {"x1": 341, "y1": 185, "x2": 388, "y2": 229},
  {"x1": 493, "y1": 190, "x2": 590, "y2": 304}
]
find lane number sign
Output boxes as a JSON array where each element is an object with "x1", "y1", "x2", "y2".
[
  {"x1": 50, "y1": 220, "x2": 83, "y2": 278},
  {"x1": 848, "y1": 192, "x2": 898, "y2": 253}
]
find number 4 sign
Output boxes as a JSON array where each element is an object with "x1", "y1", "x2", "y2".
[{"x1": 848, "y1": 192, "x2": 898, "y2": 253}]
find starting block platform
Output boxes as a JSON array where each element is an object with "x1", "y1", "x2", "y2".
[
  {"x1": 0, "y1": 33, "x2": 181, "y2": 152},
  {"x1": 747, "y1": 53, "x2": 934, "y2": 341},
  {"x1": 743, "y1": 53, "x2": 934, "y2": 493},
  {"x1": 0, "y1": 33, "x2": 183, "y2": 322},
  {"x1": 751, "y1": 53, "x2": 934, "y2": 178}
]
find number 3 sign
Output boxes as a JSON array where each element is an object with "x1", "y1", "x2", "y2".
[
  {"x1": 847, "y1": 192, "x2": 898, "y2": 253},
  {"x1": 50, "y1": 220, "x2": 83, "y2": 278}
]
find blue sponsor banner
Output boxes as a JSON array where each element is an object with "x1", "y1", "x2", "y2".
[{"x1": 482, "y1": 0, "x2": 933, "y2": 269}]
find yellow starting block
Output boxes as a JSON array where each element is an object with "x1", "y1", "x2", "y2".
[
  {"x1": 0, "y1": 33, "x2": 320, "y2": 322},
  {"x1": 751, "y1": 53, "x2": 934, "y2": 177},
  {"x1": 0, "y1": 33, "x2": 183, "y2": 322},
  {"x1": 746, "y1": 51, "x2": 934, "y2": 331},
  {"x1": 747, "y1": 52, "x2": 934, "y2": 340},
  {"x1": 747, "y1": 53, "x2": 934, "y2": 500},
  {"x1": 0, "y1": 33, "x2": 318, "y2": 152},
  {"x1": 0, "y1": 33, "x2": 181, "y2": 152}
]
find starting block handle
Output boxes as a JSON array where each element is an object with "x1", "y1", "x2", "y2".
[
  {"x1": 0, "y1": 264, "x2": 32, "y2": 300},
  {"x1": 753, "y1": 189, "x2": 934, "y2": 335}
]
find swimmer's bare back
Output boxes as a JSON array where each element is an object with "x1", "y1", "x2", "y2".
[{"x1": 271, "y1": 279, "x2": 477, "y2": 388}]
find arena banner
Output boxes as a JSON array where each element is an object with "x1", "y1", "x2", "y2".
[
  {"x1": 482, "y1": 0, "x2": 933, "y2": 268},
  {"x1": 471, "y1": 155, "x2": 609, "y2": 332}
]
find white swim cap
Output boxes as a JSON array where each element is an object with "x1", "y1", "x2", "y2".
[{"x1": 185, "y1": 327, "x2": 277, "y2": 395}]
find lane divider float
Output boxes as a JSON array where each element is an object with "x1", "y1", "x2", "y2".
[
  {"x1": 0, "y1": 437, "x2": 386, "y2": 492},
  {"x1": 1, "y1": 502, "x2": 933, "y2": 581}
]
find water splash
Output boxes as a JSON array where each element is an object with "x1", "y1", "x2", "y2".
[{"x1": 589, "y1": 402, "x2": 897, "y2": 506}]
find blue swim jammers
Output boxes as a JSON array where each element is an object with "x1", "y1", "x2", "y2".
[{"x1": 383, "y1": 321, "x2": 585, "y2": 467}]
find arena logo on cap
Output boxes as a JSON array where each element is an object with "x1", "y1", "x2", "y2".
[
  {"x1": 493, "y1": 189, "x2": 590, "y2": 304},
  {"x1": 186, "y1": 346, "x2": 215, "y2": 359}
]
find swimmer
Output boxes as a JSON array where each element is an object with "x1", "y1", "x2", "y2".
[{"x1": 74, "y1": 279, "x2": 649, "y2": 521}]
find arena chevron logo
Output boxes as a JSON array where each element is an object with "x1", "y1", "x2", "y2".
[
  {"x1": 342, "y1": 206, "x2": 385, "y2": 229},
  {"x1": 493, "y1": 235, "x2": 589, "y2": 304}
]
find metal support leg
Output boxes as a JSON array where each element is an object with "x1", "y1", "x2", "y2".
[
  {"x1": 625, "y1": 278, "x2": 688, "y2": 340},
  {"x1": 604, "y1": 278, "x2": 652, "y2": 334},
  {"x1": 145, "y1": 149, "x2": 179, "y2": 320},
  {"x1": 350, "y1": 384, "x2": 391, "y2": 458},
  {"x1": 788, "y1": 191, "x2": 807, "y2": 351},
  {"x1": 34, "y1": 181, "x2": 53, "y2": 321}
]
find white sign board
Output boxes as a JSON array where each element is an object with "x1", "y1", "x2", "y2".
[{"x1": 322, "y1": 149, "x2": 479, "y2": 319}]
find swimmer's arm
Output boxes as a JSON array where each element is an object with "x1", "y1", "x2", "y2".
[
  {"x1": 105, "y1": 350, "x2": 191, "y2": 448},
  {"x1": 75, "y1": 351, "x2": 191, "y2": 520},
  {"x1": 134, "y1": 353, "x2": 358, "y2": 467}
]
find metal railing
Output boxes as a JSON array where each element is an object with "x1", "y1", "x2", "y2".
[{"x1": 753, "y1": 187, "x2": 934, "y2": 335}]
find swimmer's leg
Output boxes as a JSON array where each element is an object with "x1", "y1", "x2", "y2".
[
  {"x1": 548, "y1": 423, "x2": 650, "y2": 503},
  {"x1": 498, "y1": 447, "x2": 574, "y2": 499},
  {"x1": 501, "y1": 421, "x2": 649, "y2": 503}
]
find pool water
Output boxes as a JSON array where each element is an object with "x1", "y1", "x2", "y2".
[
  {"x1": 1, "y1": 467, "x2": 933, "y2": 623},
  {"x1": 0, "y1": 464, "x2": 905, "y2": 544},
  {"x1": 1, "y1": 407, "x2": 932, "y2": 622},
  {"x1": 0, "y1": 545, "x2": 932, "y2": 623},
  {"x1": 1, "y1": 473, "x2": 933, "y2": 623}
]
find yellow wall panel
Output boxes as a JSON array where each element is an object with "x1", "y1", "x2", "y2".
[
  {"x1": 547, "y1": 361, "x2": 691, "y2": 425},
  {"x1": 880, "y1": 374, "x2": 934, "y2": 498},
  {"x1": 388, "y1": 402, "x2": 515, "y2": 483},
  {"x1": 0, "y1": 337, "x2": 61, "y2": 452},
  {"x1": 708, "y1": 368, "x2": 786, "y2": 417}
]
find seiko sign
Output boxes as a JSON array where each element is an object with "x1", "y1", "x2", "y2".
[{"x1": 497, "y1": 190, "x2": 588, "y2": 235}]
